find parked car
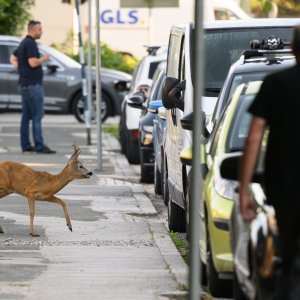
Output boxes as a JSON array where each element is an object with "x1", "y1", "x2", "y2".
[
  {"x1": 161, "y1": 19, "x2": 298, "y2": 239},
  {"x1": 137, "y1": 63, "x2": 166, "y2": 183},
  {"x1": 148, "y1": 100, "x2": 166, "y2": 195},
  {"x1": 219, "y1": 81, "x2": 281, "y2": 300},
  {"x1": 119, "y1": 46, "x2": 167, "y2": 164},
  {"x1": 0, "y1": 35, "x2": 132, "y2": 122},
  {"x1": 206, "y1": 36, "x2": 295, "y2": 134}
]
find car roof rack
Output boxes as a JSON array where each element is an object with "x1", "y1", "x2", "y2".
[
  {"x1": 143, "y1": 45, "x2": 161, "y2": 56},
  {"x1": 240, "y1": 35, "x2": 293, "y2": 62}
]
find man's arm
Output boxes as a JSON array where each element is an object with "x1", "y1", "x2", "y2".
[
  {"x1": 9, "y1": 54, "x2": 18, "y2": 69},
  {"x1": 28, "y1": 54, "x2": 50, "y2": 68},
  {"x1": 239, "y1": 116, "x2": 266, "y2": 221}
]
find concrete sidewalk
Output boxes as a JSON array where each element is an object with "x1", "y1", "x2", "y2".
[{"x1": 0, "y1": 115, "x2": 188, "y2": 300}]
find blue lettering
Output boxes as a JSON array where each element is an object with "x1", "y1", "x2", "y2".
[
  {"x1": 101, "y1": 10, "x2": 113, "y2": 24},
  {"x1": 128, "y1": 10, "x2": 138, "y2": 24},
  {"x1": 116, "y1": 10, "x2": 125, "y2": 24}
]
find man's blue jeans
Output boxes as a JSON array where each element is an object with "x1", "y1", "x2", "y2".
[{"x1": 20, "y1": 84, "x2": 44, "y2": 151}]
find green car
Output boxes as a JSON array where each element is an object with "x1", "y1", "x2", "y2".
[{"x1": 180, "y1": 81, "x2": 263, "y2": 298}]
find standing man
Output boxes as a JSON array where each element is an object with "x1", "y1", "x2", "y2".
[
  {"x1": 240, "y1": 25, "x2": 300, "y2": 299},
  {"x1": 10, "y1": 20, "x2": 56, "y2": 154}
]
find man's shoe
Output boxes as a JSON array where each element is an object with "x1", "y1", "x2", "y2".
[
  {"x1": 36, "y1": 145, "x2": 56, "y2": 154},
  {"x1": 22, "y1": 146, "x2": 35, "y2": 153}
]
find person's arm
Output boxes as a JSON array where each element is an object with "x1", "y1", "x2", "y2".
[
  {"x1": 9, "y1": 54, "x2": 18, "y2": 69},
  {"x1": 239, "y1": 116, "x2": 266, "y2": 221},
  {"x1": 28, "y1": 54, "x2": 50, "y2": 68}
]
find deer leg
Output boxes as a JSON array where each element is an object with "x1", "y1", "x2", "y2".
[
  {"x1": 0, "y1": 225, "x2": 3, "y2": 234},
  {"x1": 27, "y1": 197, "x2": 39, "y2": 237},
  {"x1": 46, "y1": 196, "x2": 72, "y2": 232}
]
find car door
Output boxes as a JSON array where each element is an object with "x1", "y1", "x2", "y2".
[
  {"x1": 6, "y1": 43, "x2": 68, "y2": 112},
  {"x1": 0, "y1": 44, "x2": 10, "y2": 109},
  {"x1": 165, "y1": 28, "x2": 185, "y2": 200},
  {"x1": 38, "y1": 48, "x2": 68, "y2": 112}
]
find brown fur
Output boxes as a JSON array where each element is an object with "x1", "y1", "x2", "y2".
[{"x1": 0, "y1": 144, "x2": 92, "y2": 237}]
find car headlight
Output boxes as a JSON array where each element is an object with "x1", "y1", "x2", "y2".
[{"x1": 214, "y1": 174, "x2": 238, "y2": 200}]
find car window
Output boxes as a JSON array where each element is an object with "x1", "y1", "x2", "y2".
[
  {"x1": 203, "y1": 27, "x2": 293, "y2": 96},
  {"x1": 228, "y1": 72, "x2": 267, "y2": 103},
  {"x1": 0, "y1": 45, "x2": 9, "y2": 64},
  {"x1": 167, "y1": 32, "x2": 183, "y2": 78},
  {"x1": 227, "y1": 94, "x2": 254, "y2": 151},
  {"x1": 210, "y1": 103, "x2": 230, "y2": 158},
  {"x1": 148, "y1": 61, "x2": 161, "y2": 79}
]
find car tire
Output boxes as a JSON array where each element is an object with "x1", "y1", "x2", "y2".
[
  {"x1": 206, "y1": 232, "x2": 232, "y2": 298},
  {"x1": 119, "y1": 116, "x2": 126, "y2": 154},
  {"x1": 167, "y1": 188, "x2": 186, "y2": 232},
  {"x1": 154, "y1": 160, "x2": 162, "y2": 195},
  {"x1": 125, "y1": 130, "x2": 140, "y2": 164},
  {"x1": 162, "y1": 156, "x2": 168, "y2": 206},
  {"x1": 233, "y1": 271, "x2": 247, "y2": 300},
  {"x1": 72, "y1": 91, "x2": 112, "y2": 123}
]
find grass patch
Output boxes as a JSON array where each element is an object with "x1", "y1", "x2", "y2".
[
  {"x1": 169, "y1": 231, "x2": 189, "y2": 264},
  {"x1": 102, "y1": 123, "x2": 118, "y2": 138}
]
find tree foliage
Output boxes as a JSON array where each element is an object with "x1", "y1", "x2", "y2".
[
  {"x1": 252, "y1": 0, "x2": 300, "y2": 16},
  {"x1": 0, "y1": 0, "x2": 35, "y2": 35}
]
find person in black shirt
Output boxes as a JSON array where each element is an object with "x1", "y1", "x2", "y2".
[
  {"x1": 240, "y1": 25, "x2": 300, "y2": 299},
  {"x1": 10, "y1": 20, "x2": 56, "y2": 154}
]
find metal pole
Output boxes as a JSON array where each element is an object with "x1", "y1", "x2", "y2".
[
  {"x1": 95, "y1": 0, "x2": 102, "y2": 171},
  {"x1": 189, "y1": 0, "x2": 204, "y2": 299},
  {"x1": 75, "y1": 0, "x2": 91, "y2": 145},
  {"x1": 87, "y1": 0, "x2": 93, "y2": 145}
]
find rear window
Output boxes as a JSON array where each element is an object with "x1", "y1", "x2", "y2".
[
  {"x1": 203, "y1": 27, "x2": 293, "y2": 96},
  {"x1": 148, "y1": 61, "x2": 161, "y2": 79}
]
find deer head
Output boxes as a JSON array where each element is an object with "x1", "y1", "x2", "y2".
[{"x1": 68, "y1": 143, "x2": 93, "y2": 179}]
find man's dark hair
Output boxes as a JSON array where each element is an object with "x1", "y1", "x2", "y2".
[{"x1": 28, "y1": 20, "x2": 41, "y2": 31}]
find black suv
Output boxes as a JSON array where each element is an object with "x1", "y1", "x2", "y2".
[{"x1": 0, "y1": 35, "x2": 132, "y2": 122}]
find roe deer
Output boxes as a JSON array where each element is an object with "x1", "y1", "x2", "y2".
[{"x1": 0, "y1": 144, "x2": 92, "y2": 237}]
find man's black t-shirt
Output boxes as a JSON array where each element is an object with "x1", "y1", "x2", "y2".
[
  {"x1": 14, "y1": 35, "x2": 43, "y2": 86},
  {"x1": 249, "y1": 64, "x2": 300, "y2": 208}
]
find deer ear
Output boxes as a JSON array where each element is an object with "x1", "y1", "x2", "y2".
[{"x1": 69, "y1": 143, "x2": 81, "y2": 161}]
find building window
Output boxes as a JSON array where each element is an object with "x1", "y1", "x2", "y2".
[{"x1": 120, "y1": 0, "x2": 179, "y2": 8}]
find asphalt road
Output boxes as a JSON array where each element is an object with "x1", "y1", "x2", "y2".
[{"x1": 0, "y1": 113, "x2": 188, "y2": 300}]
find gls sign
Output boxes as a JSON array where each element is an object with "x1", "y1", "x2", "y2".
[{"x1": 100, "y1": 9, "x2": 148, "y2": 28}]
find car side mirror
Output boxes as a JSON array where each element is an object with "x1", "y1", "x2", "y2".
[
  {"x1": 127, "y1": 92, "x2": 145, "y2": 109},
  {"x1": 148, "y1": 100, "x2": 163, "y2": 114},
  {"x1": 180, "y1": 111, "x2": 209, "y2": 138},
  {"x1": 115, "y1": 80, "x2": 130, "y2": 92},
  {"x1": 162, "y1": 77, "x2": 185, "y2": 111},
  {"x1": 47, "y1": 64, "x2": 59, "y2": 73}
]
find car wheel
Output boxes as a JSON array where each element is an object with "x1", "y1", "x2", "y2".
[
  {"x1": 162, "y1": 156, "x2": 168, "y2": 206},
  {"x1": 154, "y1": 160, "x2": 162, "y2": 195},
  {"x1": 167, "y1": 188, "x2": 186, "y2": 232},
  {"x1": 125, "y1": 130, "x2": 140, "y2": 164},
  {"x1": 206, "y1": 232, "x2": 232, "y2": 297},
  {"x1": 233, "y1": 271, "x2": 247, "y2": 300},
  {"x1": 119, "y1": 116, "x2": 126, "y2": 154},
  {"x1": 72, "y1": 91, "x2": 112, "y2": 123},
  {"x1": 140, "y1": 148, "x2": 152, "y2": 183}
]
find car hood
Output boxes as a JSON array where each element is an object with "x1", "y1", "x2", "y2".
[{"x1": 91, "y1": 67, "x2": 132, "y2": 82}]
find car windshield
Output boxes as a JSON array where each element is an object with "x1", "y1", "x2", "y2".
[
  {"x1": 228, "y1": 71, "x2": 267, "y2": 102},
  {"x1": 227, "y1": 94, "x2": 255, "y2": 151},
  {"x1": 203, "y1": 27, "x2": 293, "y2": 96},
  {"x1": 39, "y1": 44, "x2": 81, "y2": 68}
]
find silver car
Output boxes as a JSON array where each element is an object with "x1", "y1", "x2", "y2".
[{"x1": 0, "y1": 35, "x2": 132, "y2": 122}]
